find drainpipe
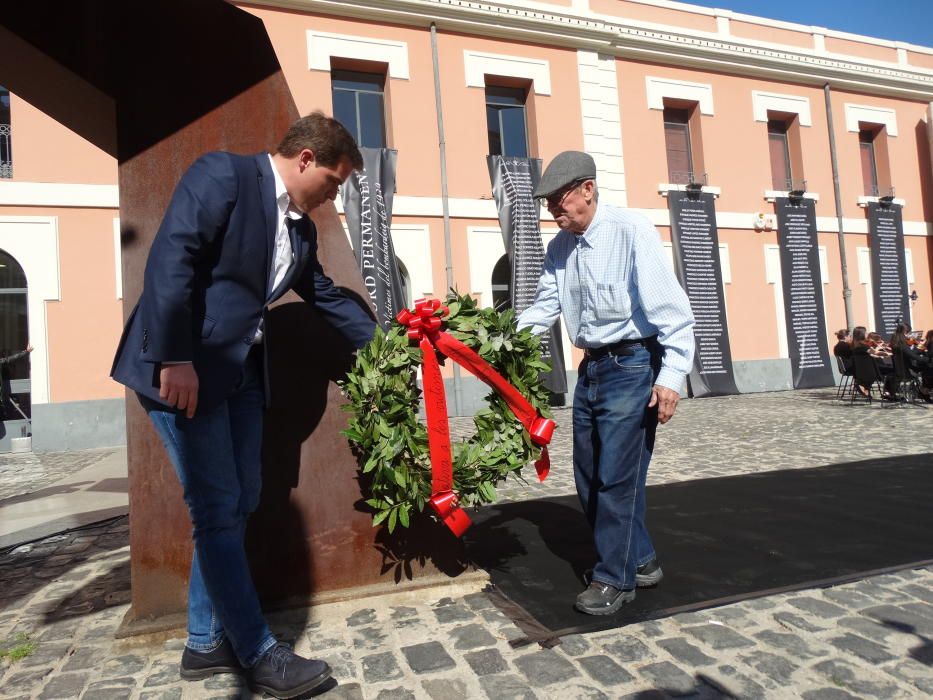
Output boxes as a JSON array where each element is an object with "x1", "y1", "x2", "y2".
[
  {"x1": 430, "y1": 21, "x2": 463, "y2": 415},
  {"x1": 824, "y1": 83, "x2": 855, "y2": 330}
]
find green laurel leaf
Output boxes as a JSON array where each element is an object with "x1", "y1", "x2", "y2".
[{"x1": 338, "y1": 291, "x2": 554, "y2": 531}]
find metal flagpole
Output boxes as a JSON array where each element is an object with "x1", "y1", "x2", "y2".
[
  {"x1": 824, "y1": 83, "x2": 855, "y2": 330},
  {"x1": 430, "y1": 21, "x2": 463, "y2": 415}
]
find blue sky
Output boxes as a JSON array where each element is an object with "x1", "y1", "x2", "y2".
[{"x1": 683, "y1": 0, "x2": 933, "y2": 48}]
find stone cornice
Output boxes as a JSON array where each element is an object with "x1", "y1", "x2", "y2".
[
  {"x1": 243, "y1": 0, "x2": 933, "y2": 100},
  {"x1": 608, "y1": 25, "x2": 933, "y2": 100}
]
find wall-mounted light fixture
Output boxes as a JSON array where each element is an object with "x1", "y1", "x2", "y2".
[
  {"x1": 684, "y1": 180, "x2": 703, "y2": 200},
  {"x1": 787, "y1": 188, "x2": 806, "y2": 205}
]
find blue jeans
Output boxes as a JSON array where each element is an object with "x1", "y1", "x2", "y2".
[
  {"x1": 573, "y1": 344, "x2": 660, "y2": 591},
  {"x1": 142, "y1": 348, "x2": 275, "y2": 667}
]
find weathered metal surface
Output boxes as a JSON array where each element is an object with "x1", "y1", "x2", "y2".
[
  {"x1": 253, "y1": 203, "x2": 468, "y2": 602},
  {"x1": 1, "y1": 0, "x2": 464, "y2": 627},
  {"x1": 119, "y1": 71, "x2": 298, "y2": 620}
]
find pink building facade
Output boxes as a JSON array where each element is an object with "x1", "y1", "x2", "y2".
[{"x1": 0, "y1": 0, "x2": 931, "y2": 450}]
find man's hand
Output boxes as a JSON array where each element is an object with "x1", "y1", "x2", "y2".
[
  {"x1": 160, "y1": 363, "x2": 199, "y2": 418},
  {"x1": 648, "y1": 385, "x2": 680, "y2": 424}
]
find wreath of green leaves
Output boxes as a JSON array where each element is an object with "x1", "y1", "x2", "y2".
[{"x1": 340, "y1": 292, "x2": 553, "y2": 533}]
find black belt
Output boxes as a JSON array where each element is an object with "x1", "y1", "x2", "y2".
[{"x1": 583, "y1": 336, "x2": 655, "y2": 360}]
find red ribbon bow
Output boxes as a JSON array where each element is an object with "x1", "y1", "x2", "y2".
[
  {"x1": 396, "y1": 298, "x2": 556, "y2": 537},
  {"x1": 396, "y1": 298, "x2": 446, "y2": 342}
]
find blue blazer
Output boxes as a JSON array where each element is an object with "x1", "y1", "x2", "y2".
[{"x1": 111, "y1": 152, "x2": 376, "y2": 413}]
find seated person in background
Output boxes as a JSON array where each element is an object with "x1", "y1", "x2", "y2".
[
  {"x1": 867, "y1": 331, "x2": 898, "y2": 399},
  {"x1": 919, "y1": 330, "x2": 932, "y2": 353},
  {"x1": 0, "y1": 345, "x2": 33, "y2": 419},
  {"x1": 921, "y1": 330, "x2": 933, "y2": 399},
  {"x1": 867, "y1": 332, "x2": 892, "y2": 358},
  {"x1": 889, "y1": 322, "x2": 932, "y2": 402},
  {"x1": 850, "y1": 326, "x2": 873, "y2": 397},
  {"x1": 832, "y1": 329, "x2": 852, "y2": 371}
]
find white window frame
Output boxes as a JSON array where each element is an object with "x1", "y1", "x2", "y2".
[
  {"x1": 751, "y1": 91, "x2": 812, "y2": 126},
  {"x1": 307, "y1": 31, "x2": 409, "y2": 79},
  {"x1": 844, "y1": 104, "x2": 898, "y2": 137},
  {"x1": 646, "y1": 77, "x2": 714, "y2": 115},
  {"x1": 464, "y1": 51, "x2": 551, "y2": 95},
  {"x1": 0, "y1": 215, "x2": 61, "y2": 404}
]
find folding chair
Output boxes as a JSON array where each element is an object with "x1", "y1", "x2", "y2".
[
  {"x1": 835, "y1": 355, "x2": 854, "y2": 402},
  {"x1": 892, "y1": 349, "x2": 923, "y2": 405},
  {"x1": 851, "y1": 353, "x2": 888, "y2": 407}
]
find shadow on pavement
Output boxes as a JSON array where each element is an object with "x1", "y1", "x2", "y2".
[{"x1": 0, "y1": 517, "x2": 131, "y2": 621}]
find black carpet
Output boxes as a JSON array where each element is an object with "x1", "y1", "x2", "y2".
[{"x1": 463, "y1": 454, "x2": 933, "y2": 645}]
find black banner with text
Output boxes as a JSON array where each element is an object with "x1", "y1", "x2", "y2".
[
  {"x1": 866, "y1": 202, "x2": 910, "y2": 336},
  {"x1": 667, "y1": 190, "x2": 739, "y2": 397},
  {"x1": 773, "y1": 197, "x2": 834, "y2": 388},
  {"x1": 488, "y1": 155, "x2": 567, "y2": 395},
  {"x1": 341, "y1": 148, "x2": 404, "y2": 330}
]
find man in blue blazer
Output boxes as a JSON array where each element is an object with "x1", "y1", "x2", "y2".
[{"x1": 112, "y1": 112, "x2": 375, "y2": 698}]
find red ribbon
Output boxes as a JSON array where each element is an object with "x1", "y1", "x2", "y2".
[{"x1": 396, "y1": 298, "x2": 556, "y2": 537}]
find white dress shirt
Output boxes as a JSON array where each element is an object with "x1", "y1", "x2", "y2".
[
  {"x1": 267, "y1": 153, "x2": 303, "y2": 296},
  {"x1": 252, "y1": 154, "x2": 303, "y2": 343}
]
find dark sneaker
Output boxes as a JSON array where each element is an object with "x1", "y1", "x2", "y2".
[
  {"x1": 249, "y1": 642, "x2": 332, "y2": 699},
  {"x1": 635, "y1": 558, "x2": 664, "y2": 587},
  {"x1": 180, "y1": 638, "x2": 243, "y2": 680},
  {"x1": 582, "y1": 559, "x2": 664, "y2": 589},
  {"x1": 575, "y1": 582, "x2": 635, "y2": 615}
]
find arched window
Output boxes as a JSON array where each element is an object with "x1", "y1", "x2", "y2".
[
  {"x1": 491, "y1": 254, "x2": 511, "y2": 310},
  {"x1": 396, "y1": 257, "x2": 412, "y2": 310},
  {"x1": 0, "y1": 249, "x2": 30, "y2": 425}
]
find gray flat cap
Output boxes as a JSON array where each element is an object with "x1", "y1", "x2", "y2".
[{"x1": 534, "y1": 151, "x2": 597, "y2": 199}]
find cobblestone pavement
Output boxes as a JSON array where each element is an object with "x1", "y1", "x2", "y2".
[
  {"x1": 1, "y1": 388, "x2": 931, "y2": 699},
  {"x1": 491, "y1": 388, "x2": 933, "y2": 501}
]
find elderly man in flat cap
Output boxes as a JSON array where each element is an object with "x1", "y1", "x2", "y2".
[{"x1": 518, "y1": 151, "x2": 695, "y2": 615}]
